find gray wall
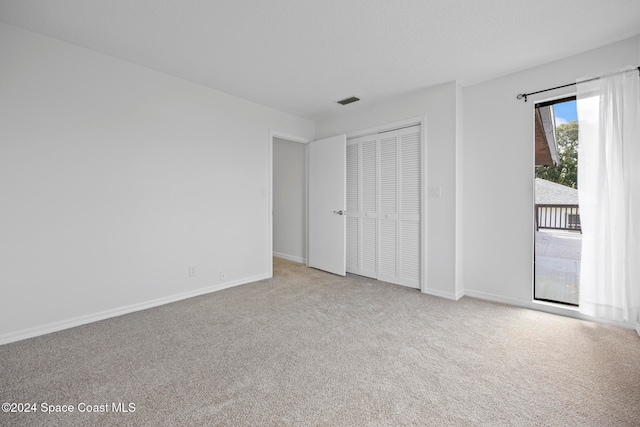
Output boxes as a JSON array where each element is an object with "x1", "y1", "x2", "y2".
[{"x1": 273, "y1": 138, "x2": 307, "y2": 263}]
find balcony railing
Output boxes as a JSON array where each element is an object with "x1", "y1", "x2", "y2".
[{"x1": 536, "y1": 204, "x2": 581, "y2": 232}]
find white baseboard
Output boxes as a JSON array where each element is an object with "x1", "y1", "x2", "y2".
[
  {"x1": 423, "y1": 287, "x2": 464, "y2": 301},
  {"x1": 0, "y1": 273, "x2": 270, "y2": 345},
  {"x1": 463, "y1": 289, "x2": 528, "y2": 308},
  {"x1": 273, "y1": 252, "x2": 306, "y2": 264},
  {"x1": 464, "y1": 289, "x2": 636, "y2": 331}
]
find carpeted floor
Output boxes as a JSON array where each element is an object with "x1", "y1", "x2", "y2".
[{"x1": 1, "y1": 257, "x2": 639, "y2": 426}]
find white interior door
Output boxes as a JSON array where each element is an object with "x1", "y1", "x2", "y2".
[{"x1": 308, "y1": 134, "x2": 347, "y2": 276}]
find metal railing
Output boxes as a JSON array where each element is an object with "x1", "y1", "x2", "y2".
[{"x1": 536, "y1": 204, "x2": 581, "y2": 232}]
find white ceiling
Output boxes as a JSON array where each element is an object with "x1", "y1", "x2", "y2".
[{"x1": 1, "y1": 0, "x2": 639, "y2": 121}]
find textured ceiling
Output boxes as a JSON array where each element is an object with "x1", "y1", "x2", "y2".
[{"x1": 1, "y1": 0, "x2": 639, "y2": 120}]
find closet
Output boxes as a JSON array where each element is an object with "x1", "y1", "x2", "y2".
[{"x1": 345, "y1": 125, "x2": 421, "y2": 288}]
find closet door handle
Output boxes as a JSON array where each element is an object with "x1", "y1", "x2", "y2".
[{"x1": 333, "y1": 210, "x2": 346, "y2": 215}]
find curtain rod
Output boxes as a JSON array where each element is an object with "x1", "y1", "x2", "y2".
[{"x1": 516, "y1": 66, "x2": 640, "y2": 102}]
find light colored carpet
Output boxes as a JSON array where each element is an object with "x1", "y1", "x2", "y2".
[{"x1": 1, "y1": 257, "x2": 639, "y2": 426}]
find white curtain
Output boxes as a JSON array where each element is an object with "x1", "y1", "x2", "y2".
[{"x1": 577, "y1": 67, "x2": 640, "y2": 334}]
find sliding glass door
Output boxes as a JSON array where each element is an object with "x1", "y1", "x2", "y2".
[{"x1": 533, "y1": 97, "x2": 581, "y2": 306}]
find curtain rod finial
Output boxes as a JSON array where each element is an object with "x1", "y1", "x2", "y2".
[{"x1": 516, "y1": 93, "x2": 528, "y2": 102}]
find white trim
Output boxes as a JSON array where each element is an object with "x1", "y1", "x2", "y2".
[
  {"x1": 0, "y1": 274, "x2": 270, "y2": 345},
  {"x1": 270, "y1": 130, "x2": 312, "y2": 145},
  {"x1": 464, "y1": 289, "x2": 637, "y2": 331},
  {"x1": 455, "y1": 83, "x2": 464, "y2": 298},
  {"x1": 268, "y1": 130, "x2": 312, "y2": 276},
  {"x1": 464, "y1": 289, "x2": 528, "y2": 308},
  {"x1": 273, "y1": 252, "x2": 307, "y2": 264},
  {"x1": 269, "y1": 131, "x2": 273, "y2": 278},
  {"x1": 305, "y1": 141, "x2": 309, "y2": 267},
  {"x1": 346, "y1": 116, "x2": 426, "y2": 140},
  {"x1": 424, "y1": 288, "x2": 464, "y2": 301},
  {"x1": 420, "y1": 116, "x2": 427, "y2": 295}
]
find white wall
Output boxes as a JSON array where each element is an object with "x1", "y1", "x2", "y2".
[
  {"x1": 272, "y1": 137, "x2": 307, "y2": 263},
  {"x1": 3, "y1": 23, "x2": 637, "y2": 344},
  {"x1": 0, "y1": 23, "x2": 314, "y2": 343},
  {"x1": 315, "y1": 82, "x2": 462, "y2": 299},
  {"x1": 463, "y1": 35, "x2": 640, "y2": 309},
  {"x1": 316, "y1": 36, "x2": 639, "y2": 313}
]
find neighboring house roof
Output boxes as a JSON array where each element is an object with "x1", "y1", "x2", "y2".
[
  {"x1": 534, "y1": 105, "x2": 559, "y2": 167},
  {"x1": 535, "y1": 178, "x2": 578, "y2": 205}
]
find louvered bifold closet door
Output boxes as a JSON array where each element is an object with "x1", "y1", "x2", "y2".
[
  {"x1": 398, "y1": 125, "x2": 421, "y2": 288},
  {"x1": 344, "y1": 125, "x2": 421, "y2": 288},
  {"x1": 359, "y1": 135, "x2": 378, "y2": 278},
  {"x1": 377, "y1": 130, "x2": 399, "y2": 284},
  {"x1": 346, "y1": 140, "x2": 359, "y2": 274}
]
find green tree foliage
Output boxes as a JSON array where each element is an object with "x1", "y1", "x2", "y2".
[{"x1": 536, "y1": 121, "x2": 579, "y2": 188}]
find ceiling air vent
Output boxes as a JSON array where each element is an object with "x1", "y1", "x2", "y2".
[{"x1": 337, "y1": 96, "x2": 360, "y2": 106}]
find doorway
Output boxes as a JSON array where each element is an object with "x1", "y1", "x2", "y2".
[
  {"x1": 271, "y1": 135, "x2": 308, "y2": 269},
  {"x1": 533, "y1": 97, "x2": 581, "y2": 306}
]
